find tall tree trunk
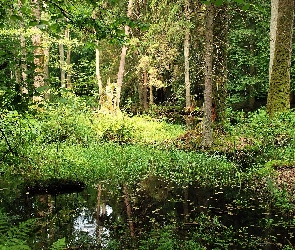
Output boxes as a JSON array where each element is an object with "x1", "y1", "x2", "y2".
[
  {"x1": 116, "y1": 0, "x2": 133, "y2": 110},
  {"x1": 44, "y1": 46, "x2": 49, "y2": 82},
  {"x1": 31, "y1": 0, "x2": 45, "y2": 101},
  {"x1": 212, "y1": 4, "x2": 228, "y2": 127},
  {"x1": 18, "y1": 0, "x2": 28, "y2": 95},
  {"x1": 143, "y1": 70, "x2": 148, "y2": 111},
  {"x1": 202, "y1": 3, "x2": 214, "y2": 148},
  {"x1": 65, "y1": 27, "x2": 72, "y2": 88},
  {"x1": 267, "y1": 0, "x2": 294, "y2": 117},
  {"x1": 149, "y1": 85, "x2": 153, "y2": 105},
  {"x1": 96, "y1": 44, "x2": 103, "y2": 107},
  {"x1": 59, "y1": 41, "x2": 66, "y2": 88},
  {"x1": 184, "y1": 0, "x2": 191, "y2": 109}
]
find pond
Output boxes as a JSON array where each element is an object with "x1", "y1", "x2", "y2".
[{"x1": 0, "y1": 174, "x2": 295, "y2": 249}]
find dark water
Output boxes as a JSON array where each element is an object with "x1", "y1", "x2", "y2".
[{"x1": 0, "y1": 175, "x2": 295, "y2": 249}]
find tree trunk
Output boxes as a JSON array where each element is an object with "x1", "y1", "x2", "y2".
[
  {"x1": 184, "y1": 0, "x2": 191, "y2": 109},
  {"x1": 143, "y1": 70, "x2": 148, "y2": 111},
  {"x1": 65, "y1": 28, "x2": 72, "y2": 88},
  {"x1": 202, "y1": 3, "x2": 214, "y2": 148},
  {"x1": 59, "y1": 42, "x2": 66, "y2": 88},
  {"x1": 96, "y1": 45, "x2": 103, "y2": 107},
  {"x1": 18, "y1": 0, "x2": 28, "y2": 95},
  {"x1": 31, "y1": 0, "x2": 45, "y2": 101},
  {"x1": 116, "y1": 0, "x2": 133, "y2": 110},
  {"x1": 149, "y1": 85, "x2": 153, "y2": 105},
  {"x1": 267, "y1": 0, "x2": 294, "y2": 117},
  {"x1": 212, "y1": 4, "x2": 228, "y2": 127}
]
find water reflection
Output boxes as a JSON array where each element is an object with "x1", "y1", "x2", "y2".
[{"x1": 0, "y1": 175, "x2": 295, "y2": 249}]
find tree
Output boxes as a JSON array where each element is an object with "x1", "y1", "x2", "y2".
[
  {"x1": 184, "y1": 0, "x2": 191, "y2": 109},
  {"x1": 212, "y1": 3, "x2": 228, "y2": 126},
  {"x1": 267, "y1": 0, "x2": 294, "y2": 117},
  {"x1": 202, "y1": 3, "x2": 214, "y2": 148},
  {"x1": 31, "y1": 0, "x2": 46, "y2": 101},
  {"x1": 116, "y1": 0, "x2": 134, "y2": 111}
]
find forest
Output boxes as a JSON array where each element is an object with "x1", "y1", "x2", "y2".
[{"x1": 0, "y1": 0, "x2": 295, "y2": 249}]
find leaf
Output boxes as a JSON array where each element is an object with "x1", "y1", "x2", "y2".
[
  {"x1": 36, "y1": 24, "x2": 46, "y2": 29},
  {"x1": 235, "y1": 0, "x2": 244, "y2": 3},
  {"x1": 57, "y1": 98, "x2": 67, "y2": 103},
  {"x1": 36, "y1": 86, "x2": 50, "y2": 93},
  {"x1": 202, "y1": 0, "x2": 211, "y2": 4},
  {"x1": 50, "y1": 237, "x2": 66, "y2": 250},
  {"x1": 10, "y1": 15, "x2": 23, "y2": 22},
  {"x1": 40, "y1": 19, "x2": 49, "y2": 25},
  {"x1": 215, "y1": 0, "x2": 223, "y2": 6},
  {"x1": 29, "y1": 21, "x2": 38, "y2": 26},
  {"x1": 242, "y1": 3, "x2": 251, "y2": 11}
]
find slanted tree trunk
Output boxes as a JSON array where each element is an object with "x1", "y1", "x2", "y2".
[
  {"x1": 116, "y1": 0, "x2": 133, "y2": 110},
  {"x1": 212, "y1": 4, "x2": 228, "y2": 127},
  {"x1": 184, "y1": 0, "x2": 191, "y2": 109},
  {"x1": 267, "y1": 0, "x2": 294, "y2": 117},
  {"x1": 202, "y1": 3, "x2": 214, "y2": 148}
]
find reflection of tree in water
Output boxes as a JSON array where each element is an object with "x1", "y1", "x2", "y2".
[{"x1": 1, "y1": 174, "x2": 295, "y2": 249}]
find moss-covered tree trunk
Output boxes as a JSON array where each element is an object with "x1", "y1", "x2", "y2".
[
  {"x1": 212, "y1": 4, "x2": 228, "y2": 128},
  {"x1": 267, "y1": 0, "x2": 294, "y2": 117}
]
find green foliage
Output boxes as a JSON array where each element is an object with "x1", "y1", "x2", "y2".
[
  {"x1": 50, "y1": 238, "x2": 66, "y2": 250},
  {"x1": 0, "y1": 210, "x2": 37, "y2": 250},
  {"x1": 138, "y1": 213, "x2": 266, "y2": 249},
  {"x1": 227, "y1": 0, "x2": 270, "y2": 108}
]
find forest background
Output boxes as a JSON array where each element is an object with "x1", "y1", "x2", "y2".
[{"x1": 1, "y1": 0, "x2": 295, "y2": 249}]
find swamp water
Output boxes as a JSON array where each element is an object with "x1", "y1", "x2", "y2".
[{"x1": 0, "y1": 175, "x2": 295, "y2": 249}]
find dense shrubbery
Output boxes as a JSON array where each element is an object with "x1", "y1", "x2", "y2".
[{"x1": 1, "y1": 97, "x2": 295, "y2": 249}]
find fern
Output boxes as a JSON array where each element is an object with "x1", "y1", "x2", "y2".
[
  {"x1": 0, "y1": 210, "x2": 37, "y2": 249},
  {"x1": 50, "y1": 238, "x2": 66, "y2": 250}
]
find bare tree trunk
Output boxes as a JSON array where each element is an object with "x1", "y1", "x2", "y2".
[
  {"x1": 18, "y1": 0, "x2": 28, "y2": 95},
  {"x1": 31, "y1": 0, "x2": 45, "y2": 101},
  {"x1": 149, "y1": 85, "x2": 153, "y2": 105},
  {"x1": 202, "y1": 3, "x2": 214, "y2": 148},
  {"x1": 143, "y1": 70, "x2": 148, "y2": 111},
  {"x1": 65, "y1": 28, "x2": 72, "y2": 88},
  {"x1": 267, "y1": 0, "x2": 294, "y2": 117},
  {"x1": 96, "y1": 44, "x2": 103, "y2": 107},
  {"x1": 59, "y1": 41, "x2": 66, "y2": 88},
  {"x1": 44, "y1": 47, "x2": 49, "y2": 81},
  {"x1": 184, "y1": 0, "x2": 191, "y2": 109},
  {"x1": 116, "y1": 0, "x2": 133, "y2": 110}
]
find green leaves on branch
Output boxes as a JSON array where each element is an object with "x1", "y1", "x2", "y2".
[{"x1": 202, "y1": 0, "x2": 251, "y2": 10}]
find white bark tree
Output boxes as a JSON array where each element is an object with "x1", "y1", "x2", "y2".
[{"x1": 115, "y1": 0, "x2": 133, "y2": 111}]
